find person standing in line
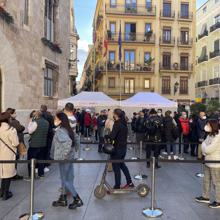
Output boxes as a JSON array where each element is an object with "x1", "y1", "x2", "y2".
[
  {"x1": 189, "y1": 114, "x2": 199, "y2": 157},
  {"x1": 179, "y1": 112, "x2": 190, "y2": 154},
  {"x1": 91, "y1": 113, "x2": 98, "y2": 142},
  {"x1": 195, "y1": 119, "x2": 220, "y2": 208},
  {"x1": 107, "y1": 109, "x2": 134, "y2": 189},
  {"x1": 40, "y1": 105, "x2": 54, "y2": 173},
  {"x1": 27, "y1": 111, "x2": 49, "y2": 178},
  {"x1": 196, "y1": 111, "x2": 207, "y2": 159},
  {"x1": 51, "y1": 112, "x2": 83, "y2": 210},
  {"x1": 131, "y1": 112, "x2": 137, "y2": 133},
  {"x1": 97, "y1": 110, "x2": 107, "y2": 153},
  {"x1": 84, "y1": 109, "x2": 92, "y2": 138},
  {"x1": 0, "y1": 112, "x2": 19, "y2": 200},
  {"x1": 135, "y1": 111, "x2": 146, "y2": 145},
  {"x1": 63, "y1": 103, "x2": 77, "y2": 132},
  {"x1": 6, "y1": 108, "x2": 25, "y2": 180}
]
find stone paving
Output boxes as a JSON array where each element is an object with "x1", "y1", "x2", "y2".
[{"x1": 1, "y1": 144, "x2": 220, "y2": 220}]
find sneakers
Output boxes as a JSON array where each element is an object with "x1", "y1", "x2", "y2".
[
  {"x1": 121, "y1": 183, "x2": 135, "y2": 189},
  {"x1": 209, "y1": 201, "x2": 220, "y2": 209},
  {"x1": 68, "y1": 195, "x2": 83, "y2": 210},
  {"x1": 195, "y1": 196, "x2": 210, "y2": 204},
  {"x1": 44, "y1": 167, "x2": 50, "y2": 173}
]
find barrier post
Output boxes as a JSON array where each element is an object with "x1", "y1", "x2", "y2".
[
  {"x1": 134, "y1": 141, "x2": 147, "y2": 180},
  {"x1": 76, "y1": 134, "x2": 84, "y2": 161},
  {"x1": 142, "y1": 157, "x2": 163, "y2": 218}
]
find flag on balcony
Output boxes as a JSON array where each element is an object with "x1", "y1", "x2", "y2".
[{"x1": 118, "y1": 21, "x2": 122, "y2": 61}]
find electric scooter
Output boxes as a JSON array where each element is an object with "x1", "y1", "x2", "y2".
[{"x1": 94, "y1": 160, "x2": 150, "y2": 199}]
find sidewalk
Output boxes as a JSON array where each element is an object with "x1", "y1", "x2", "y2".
[{"x1": 0, "y1": 144, "x2": 220, "y2": 220}]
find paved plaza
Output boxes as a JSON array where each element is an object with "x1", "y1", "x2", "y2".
[{"x1": 1, "y1": 144, "x2": 220, "y2": 220}]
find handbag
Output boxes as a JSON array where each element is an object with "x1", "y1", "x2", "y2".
[
  {"x1": 103, "y1": 143, "x2": 115, "y2": 155},
  {"x1": 17, "y1": 142, "x2": 27, "y2": 156},
  {"x1": 0, "y1": 137, "x2": 17, "y2": 156}
]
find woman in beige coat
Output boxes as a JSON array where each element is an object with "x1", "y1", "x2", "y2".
[{"x1": 0, "y1": 112, "x2": 19, "y2": 200}]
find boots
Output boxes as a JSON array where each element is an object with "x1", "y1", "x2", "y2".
[
  {"x1": 52, "y1": 194, "x2": 67, "y2": 207},
  {"x1": 1, "y1": 179, "x2": 13, "y2": 200},
  {"x1": 68, "y1": 194, "x2": 83, "y2": 210}
]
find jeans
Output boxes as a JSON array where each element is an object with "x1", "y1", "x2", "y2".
[
  {"x1": 111, "y1": 149, "x2": 132, "y2": 188},
  {"x1": 59, "y1": 163, "x2": 77, "y2": 197},
  {"x1": 27, "y1": 147, "x2": 46, "y2": 177},
  {"x1": 182, "y1": 135, "x2": 189, "y2": 153},
  {"x1": 166, "y1": 143, "x2": 177, "y2": 155},
  {"x1": 146, "y1": 143, "x2": 160, "y2": 159}
]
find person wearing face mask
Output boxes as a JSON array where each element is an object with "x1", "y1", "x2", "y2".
[
  {"x1": 195, "y1": 119, "x2": 220, "y2": 209},
  {"x1": 196, "y1": 111, "x2": 207, "y2": 159},
  {"x1": 51, "y1": 112, "x2": 83, "y2": 210},
  {"x1": 107, "y1": 109, "x2": 134, "y2": 189},
  {"x1": 135, "y1": 111, "x2": 146, "y2": 145},
  {"x1": 6, "y1": 108, "x2": 25, "y2": 181},
  {"x1": 179, "y1": 111, "x2": 190, "y2": 154}
]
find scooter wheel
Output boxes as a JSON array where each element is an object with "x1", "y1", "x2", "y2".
[
  {"x1": 137, "y1": 184, "x2": 150, "y2": 197},
  {"x1": 94, "y1": 185, "x2": 107, "y2": 199}
]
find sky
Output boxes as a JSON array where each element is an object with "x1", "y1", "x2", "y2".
[{"x1": 75, "y1": 0, "x2": 207, "y2": 81}]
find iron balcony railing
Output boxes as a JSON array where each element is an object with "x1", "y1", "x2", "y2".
[
  {"x1": 178, "y1": 12, "x2": 193, "y2": 20},
  {"x1": 97, "y1": 62, "x2": 155, "y2": 73},
  {"x1": 198, "y1": 30, "x2": 208, "y2": 40},
  {"x1": 105, "y1": 4, "x2": 156, "y2": 16},
  {"x1": 209, "y1": 78, "x2": 220, "y2": 85},
  {"x1": 159, "y1": 37, "x2": 175, "y2": 45},
  {"x1": 107, "y1": 32, "x2": 155, "y2": 44},
  {"x1": 160, "y1": 63, "x2": 193, "y2": 71},
  {"x1": 210, "y1": 22, "x2": 220, "y2": 33},
  {"x1": 197, "y1": 81, "x2": 208, "y2": 87},
  {"x1": 198, "y1": 55, "x2": 208, "y2": 63},
  {"x1": 210, "y1": 50, "x2": 220, "y2": 59},
  {"x1": 177, "y1": 38, "x2": 193, "y2": 47},
  {"x1": 160, "y1": 10, "x2": 175, "y2": 19}
]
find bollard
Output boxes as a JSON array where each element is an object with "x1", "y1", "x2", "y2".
[
  {"x1": 142, "y1": 157, "x2": 163, "y2": 218},
  {"x1": 134, "y1": 141, "x2": 147, "y2": 180}
]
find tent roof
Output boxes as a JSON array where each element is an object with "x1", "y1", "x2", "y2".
[
  {"x1": 121, "y1": 92, "x2": 177, "y2": 108},
  {"x1": 58, "y1": 92, "x2": 119, "y2": 107}
]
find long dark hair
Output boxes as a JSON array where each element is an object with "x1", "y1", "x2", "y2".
[
  {"x1": 56, "y1": 112, "x2": 74, "y2": 143},
  {"x1": 207, "y1": 119, "x2": 219, "y2": 136},
  {"x1": 0, "y1": 112, "x2": 11, "y2": 127},
  {"x1": 114, "y1": 108, "x2": 127, "y2": 125}
]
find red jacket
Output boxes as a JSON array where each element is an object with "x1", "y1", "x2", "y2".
[
  {"x1": 179, "y1": 117, "x2": 190, "y2": 136},
  {"x1": 84, "y1": 113, "x2": 92, "y2": 127}
]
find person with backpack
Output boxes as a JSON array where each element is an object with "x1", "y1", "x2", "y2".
[
  {"x1": 145, "y1": 109, "x2": 163, "y2": 168},
  {"x1": 51, "y1": 112, "x2": 83, "y2": 210},
  {"x1": 179, "y1": 112, "x2": 190, "y2": 154}
]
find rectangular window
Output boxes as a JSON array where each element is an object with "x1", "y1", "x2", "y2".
[
  {"x1": 163, "y1": 2, "x2": 171, "y2": 17},
  {"x1": 162, "y1": 76, "x2": 171, "y2": 94},
  {"x1": 110, "y1": 22, "x2": 116, "y2": 33},
  {"x1": 181, "y1": 3, "x2": 189, "y2": 18},
  {"x1": 108, "y1": 77, "x2": 115, "y2": 88},
  {"x1": 44, "y1": 67, "x2": 54, "y2": 97},
  {"x1": 215, "y1": 14, "x2": 220, "y2": 23},
  {"x1": 110, "y1": 0, "x2": 116, "y2": 8},
  {"x1": 213, "y1": 65, "x2": 219, "y2": 78},
  {"x1": 163, "y1": 28, "x2": 171, "y2": 42},
  {"x1": 144, "y1": 79, "x2": 150, "y2": 89},
  {"x1": 45, "y1": 0, "x2": 55, "y2": 42},
  {"x1": 24, "y1": 0, "x2": 29, "y2": 25},
  {"x1": 146, "y1": 0, "x2": 152, "y2": 10},
  {"x1": 214, "y1": 39, "x2": 220, "y2": 51},
  {"x1": 109, "y1": 51, "x2": 115, "y2": 64},
  {"x1": 124, "y1": 78, "x2": 135, "y2": 94},
  {"x1": 180, "y1": 77, "x2": 188, "y2": 94},
  {"x1": 144, "y1": 52, "x2": 151, "y2": 64},
  {"x1": 124, "y1": 50, "x2": 135, "y2": 70},
  {"x1": 180, "y1": 29, "x2": 189, "y2": 44},
  {"x1": 125, "y1": 23, "x2": 136, "y2": 41},
  {"x1": 180, "y1": 55, "x2": 189, "y2": 70},
  {"x1": 163, "y1": 53, "x2": 171, "y2": 69},
  {"x1": 145, "y1": 23, "x2": 152, "y2": 33}
]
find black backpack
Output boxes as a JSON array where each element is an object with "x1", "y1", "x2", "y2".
[{"x1": 145, "y1": 117, "x2": 162, "y2": 143}]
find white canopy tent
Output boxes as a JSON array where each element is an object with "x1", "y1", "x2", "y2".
[
  {"x1": 58, "y1": 91, "x2": 119, "y2": 109},
  {"x1": 121, "y1": 92, "x2": 177, "y2": 108}
]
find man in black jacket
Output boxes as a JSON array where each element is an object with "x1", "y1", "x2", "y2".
[
  {"x1": 97, "y1": 110, "x2": 107, "y2": 153},
  {"x1": 135, "y1": 111, "x2": 146, "y2": 144}
]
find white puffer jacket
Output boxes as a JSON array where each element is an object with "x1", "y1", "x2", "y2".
[{"x1": 202, "y1": 131, "x2": 220, "y2": 168}]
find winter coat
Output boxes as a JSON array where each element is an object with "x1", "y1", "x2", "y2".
[
  {"x1": 189, "y1": 119, "x2": 198, "y2": 142},
  {"x1": 9, "y1": 118, "x2": 25, "y2": 143},
  {"x1": 163, "y1": 116, "x2": 175, "y2": 142},
  {"x1": 196, "y1": 118, "x2": 206, "y2": 141},
  {"x1": 202, "y1": 131, "x2": 220, "y2": 168},
  {"x1": 92, "y1": 117, "x2": 98, "y2": 129},
  {"x1": 135, "y1": 117, "x2": 146, "y2": 133},
  {"x1": 97, "y1": 115, "x2": 107, "y2": 137},
  {"x1": 0, "y1": 123, "x2": 19, "y2": 178},
  {"x1": 84, "y1": 113, "x2": 92, "y2": 127},
  {"x1": 51, "y1": 127, "x2": 74, "y2": 160},
  {"x1": 179, "y1": 117, "x2": 190, "y2": 136}
]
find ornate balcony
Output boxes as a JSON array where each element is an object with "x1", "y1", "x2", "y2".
[
  {"x1": 177, "y1": 38, "x2": 193, "y2": 47},
  {"x1": 159, "y1": 37, "x2": 175, "y2": 46},
  {"x1": 160, "y1": 63, "x2": 193, "y2": 71},
  {"x1": 178, "y1": 12, "x2": 193, "y2": 21},
  {"x1": 198, "y1": 55, "x2": 208, "y2": 63},
  {"x1": 210, "y1": 22, "x2": 220, "y2": 33},
  {"x1": 105, "y1": 4, "x2": 156, "y2": 16},
  {"x1": 198, "y1": 30, "x2": 208, "y2": 40},
  {"x1": 210, "y1": 50, "x2": 220, "y2": 59},
  {"x1": 209, "y1": 78, "x2": 220, "y2": 85},
  {"x1": 160, "y1": 10, "x2": 175, "y2": 19},
  {"x1": 197, "y1": 81, "x2": 208, "y2": 88}
]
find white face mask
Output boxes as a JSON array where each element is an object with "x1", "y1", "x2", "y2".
[
  {"x1": 158, "y1": 113, "x2": 162, "y2": 116},
  {"x1": 183, "y1": 115, "x2": 187, "y2": 119},
  {"x1": 204, "y1": 125, "x2": 211, "y2": 133},
  {"x1": 202, "y1": 116, "x2": 207, "y2": 120}
]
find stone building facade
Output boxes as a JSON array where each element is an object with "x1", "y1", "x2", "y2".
[{"x1": 0, "y1": 0, "x2": 71, "y2": 122}]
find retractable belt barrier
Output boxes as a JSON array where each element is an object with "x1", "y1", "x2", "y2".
[{"x1": 1, "y1": 158, "x2": 220, "y2": 219}]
